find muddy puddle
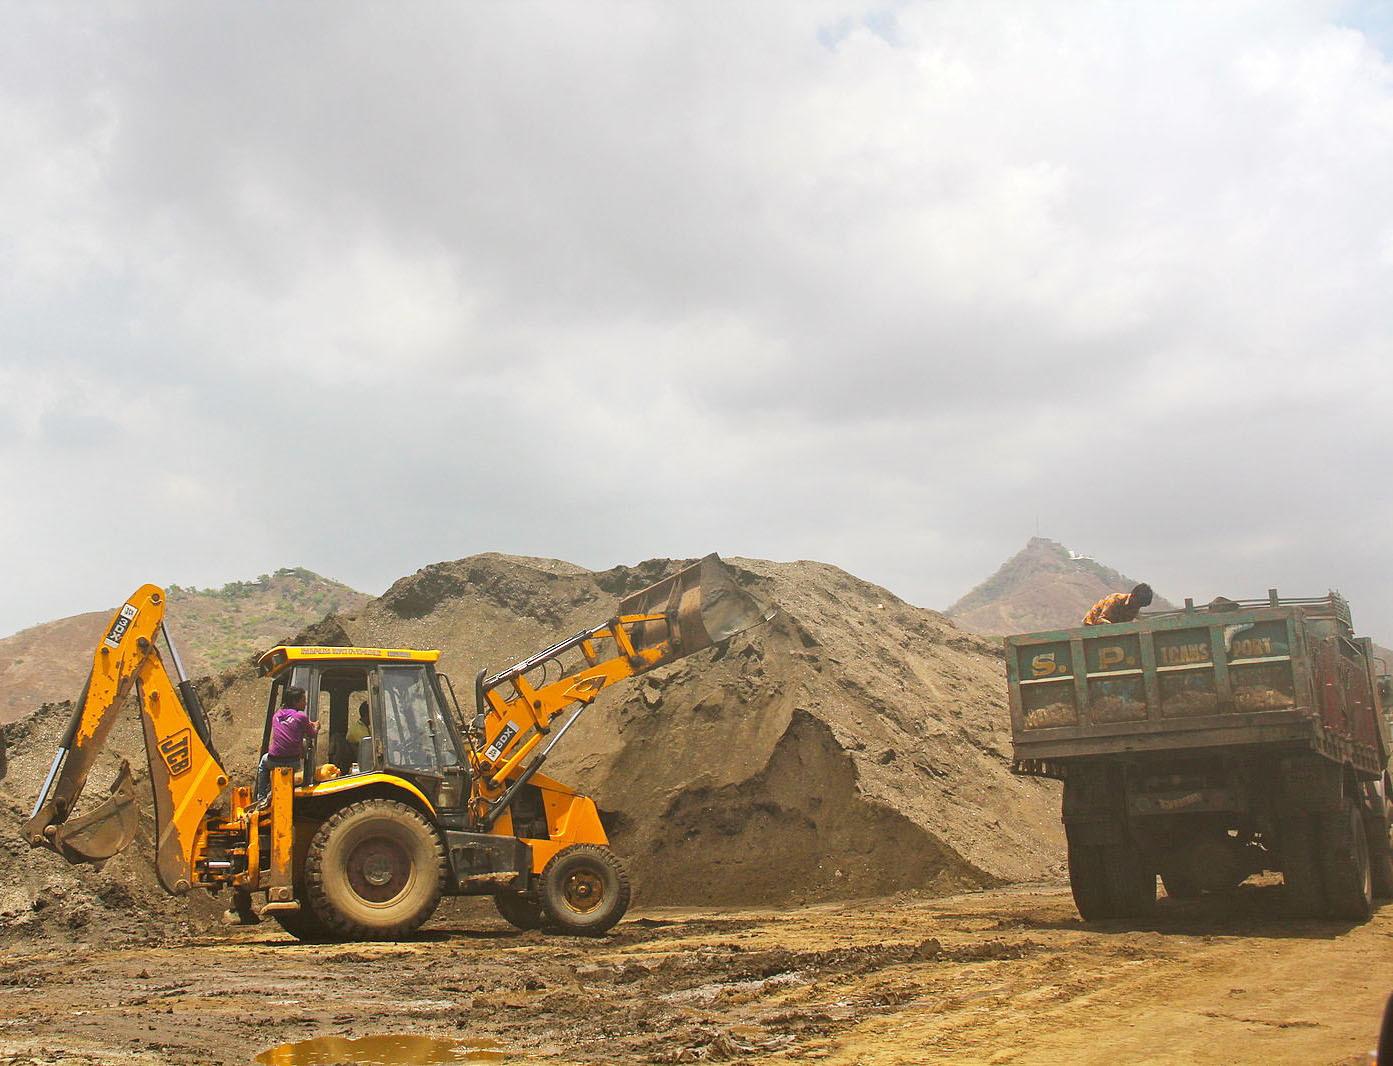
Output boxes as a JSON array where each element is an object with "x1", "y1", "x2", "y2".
[{"x1": 254, "y1": 1034, "x2": 507, "y2": 1065}]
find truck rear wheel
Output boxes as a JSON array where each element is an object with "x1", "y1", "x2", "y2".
[
  {"x1": 1102, "y1": 838, "x2": 1156, "y2": 917},
  {"x1": 537, "y1": 844, "x2": 631, "y2": 936},
  {"x1": 1066, "y1": 827, "x2": 1113, "y2": 920},
  {"x1": 304, "y1": 799, "x2": 446, "y2": 940},
  {"x1": 1320, "y1": 800, "x2": 1373, "y2": 921}
]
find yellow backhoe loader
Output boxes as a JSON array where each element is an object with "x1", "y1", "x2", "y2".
[{"x1": 23, "y1": 555, "x2": 771, "y2": 940}]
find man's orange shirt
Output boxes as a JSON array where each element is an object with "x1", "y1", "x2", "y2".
[{"x1": 1082, "y1": 592, "x2": 1140, "y2": 626}]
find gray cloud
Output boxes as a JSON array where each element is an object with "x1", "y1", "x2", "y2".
[{"x1": 3, "y1": 2, "x2": 1393, "y2": 644}]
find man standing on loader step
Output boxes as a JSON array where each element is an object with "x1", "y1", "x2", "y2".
[
  {"x1": 1083, "y1": 583, "x2": 1154, "y2": 625},
  {"x1": 256, "y1": 685, "x2": 317, "y2": 802}
]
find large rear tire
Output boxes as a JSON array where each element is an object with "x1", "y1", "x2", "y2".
[
  {"x1": 494, "y1": 893, "x2": 548, "y2": 931},
  {"x1": 304, "y1": 799, "x2": 445, "y2": 940},
  {"x1": 1066, "y1": 826, "x2": 1112, "y2": 920},
  {"x1": 1102, "y1": 838, "x2": 1156, "y2": 918},
  {"x1": 1320, "y1": 799, "x2": 1373, "y2": 921},
  {"x1": 537, "y1": 844, "x2": 631, "y2": 936}
]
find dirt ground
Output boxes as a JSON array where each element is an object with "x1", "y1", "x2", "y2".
[{"x1": 0, "y1": 881, "x2": 1387, "y2": 1066}]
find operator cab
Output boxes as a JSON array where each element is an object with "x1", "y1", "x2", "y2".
[{"x1": 255, "y1": 646, "x2": 470, "y2": 813}]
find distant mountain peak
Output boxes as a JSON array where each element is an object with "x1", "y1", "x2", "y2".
[{"x1": 947, "y1": 538, "x2": 1171, "y2": 636}]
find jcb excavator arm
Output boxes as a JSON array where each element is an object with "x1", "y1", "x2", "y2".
[
  {"x1": 470, "y1": 554, "x2": 773, "y2": 825},
  {"x1": 23, "y1": 585, "x2": 229, "y2": 893}
]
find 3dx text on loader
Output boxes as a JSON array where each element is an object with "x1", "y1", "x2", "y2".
[{"x1": 23, "y1": 555, "x2": 772, "y2": 940}]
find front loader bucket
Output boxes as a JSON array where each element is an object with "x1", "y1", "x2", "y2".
[
  {"x1": 620, "y1": 554, "x2": 774, "y2": 660},
  {"x1": 47, "y1": 760, "x2": 139, "y2": 865}
]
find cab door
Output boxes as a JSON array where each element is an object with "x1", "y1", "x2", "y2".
[{"x1": 374, "y1": 664, "x2": 467, "y2": 812}]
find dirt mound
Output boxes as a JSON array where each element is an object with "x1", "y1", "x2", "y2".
[
  {"x1": 0, "y1": 553, "x2": 1063, "y2": 939},
  {"x1": 948, "y1": 537, "x2": 1173, "y2": 635},
  {"x1": 349, "y1": 555, "x2": 1062, "y2": 905}
]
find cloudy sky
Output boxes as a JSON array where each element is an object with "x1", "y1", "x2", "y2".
[{"x1": 3, "y1": 2, "x2": 1392, "y2": 641}]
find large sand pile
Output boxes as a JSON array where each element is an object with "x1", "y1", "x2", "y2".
[{"x1": 0, "y1": 554, "x2": 1063, "y2": 939}]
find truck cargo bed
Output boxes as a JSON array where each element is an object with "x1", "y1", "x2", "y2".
[{"x1": 1007, "y1": 592, "x2": 1388, "y2": 778}]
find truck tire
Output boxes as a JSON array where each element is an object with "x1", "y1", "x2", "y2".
[
  {"x1": 1102, "y1": 838, "x2": 1156, "y2": 917},
  {"x1": 494, "y1": 893, "x2": 548, "y2": 931},
  {"x1": 1280, "y1": 812, "x2": 1325, "y2": 917},
  {"x1": 1368, "y1": 799, "x2": 1393, "y2": 900},
  {"x1": 537, "y1": 844, "x2": 631, "y2": 936},
  {"x1": 304, "y1": 799, "x2": 445, "y2": 940},
  {"x1": 1320, "y1": 799, "x2": 1373, "y2": 921},
  {"x1": 1066, "y1": 827, "x2": 1113, "y2": 920}
]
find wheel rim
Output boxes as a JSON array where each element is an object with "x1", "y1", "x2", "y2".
[
  {"x1": 346, "y1": 837, "x2": 413, "y2": 904},
  {"x1": 562, "y1": 868, "x2": 606, "y2": 914}
]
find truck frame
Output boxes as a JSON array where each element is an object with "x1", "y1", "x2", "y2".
[{"x1": 1007, "y1": 590, "x2": 1393, "y2": 921}]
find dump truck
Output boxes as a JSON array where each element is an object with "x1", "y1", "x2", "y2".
[
  {"x1": 1007, "y1": 591, "x2": 1393, "y2": 921},
  {"x1": 24, "y1": 555, "x2": 773, "y2": 939}
]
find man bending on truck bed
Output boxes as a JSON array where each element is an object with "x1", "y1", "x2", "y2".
[
  {"x1": 1083, "y1": 583, "x2": 1153, "y2": 625},
  {"x1": 255, "y1": 685, "x2": 318, "y2": 803}
]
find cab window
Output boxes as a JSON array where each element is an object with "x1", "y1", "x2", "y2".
[{"x1": 379, "y1": 666, "x2": 460, "y2": 773}]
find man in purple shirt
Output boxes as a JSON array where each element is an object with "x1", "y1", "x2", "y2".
[{"x1": 255, "y1": 685, "x2": 318, "y2": 803}]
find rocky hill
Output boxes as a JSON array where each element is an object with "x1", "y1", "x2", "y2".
[
  {"x1": 0, "y1": 569, "x2": 369, "y2": 724},
  {"x1": 947, "y1": 537, "x2": 1173, "y2": 635},
  {"x1": 0, "y1": 553, "x2": 1062, "y2": 940}
]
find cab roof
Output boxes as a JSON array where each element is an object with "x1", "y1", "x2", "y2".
[{"x1": 257, "y1": 645, "x2": 441, "y2": 677}]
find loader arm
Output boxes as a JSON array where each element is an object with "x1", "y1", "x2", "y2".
[
  {"x1": 470, "y1": 554, "x2": 773, "y2": 824},
  {"x1": 23, "y1": 585, "x2": 230, "y2": 893}
]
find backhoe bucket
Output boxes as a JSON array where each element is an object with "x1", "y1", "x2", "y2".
[
  {"x1": 47, "y1": 760, "x2": 139, "y2": 865},
  {"x1": 620, "y1": 554, "x2": 774, "y2": 661}
]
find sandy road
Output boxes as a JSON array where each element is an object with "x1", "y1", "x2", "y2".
[{"x1": 0, "y1": 882, "x2": 1388, "y2": 1066}]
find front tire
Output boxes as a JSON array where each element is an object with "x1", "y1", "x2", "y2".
[
  {"x1": 304, "y1": 799, "x2": 445, "y2": 940},
  {"x1": 537, "y1": 845, "x2": 631, "y2": 936}
]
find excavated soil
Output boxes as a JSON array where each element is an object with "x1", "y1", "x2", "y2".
[{"x1": 0, "y1": 554, "x2": 1061, "y2": 938}]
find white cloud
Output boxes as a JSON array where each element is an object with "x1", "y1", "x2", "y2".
[{"x1": 3, "y1": 2, "x2": 1393, "y2": 641}]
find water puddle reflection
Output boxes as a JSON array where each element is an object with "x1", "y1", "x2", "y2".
[{"x1": 254, "y1": 1033, "x2": 507, "y2": 1065}]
